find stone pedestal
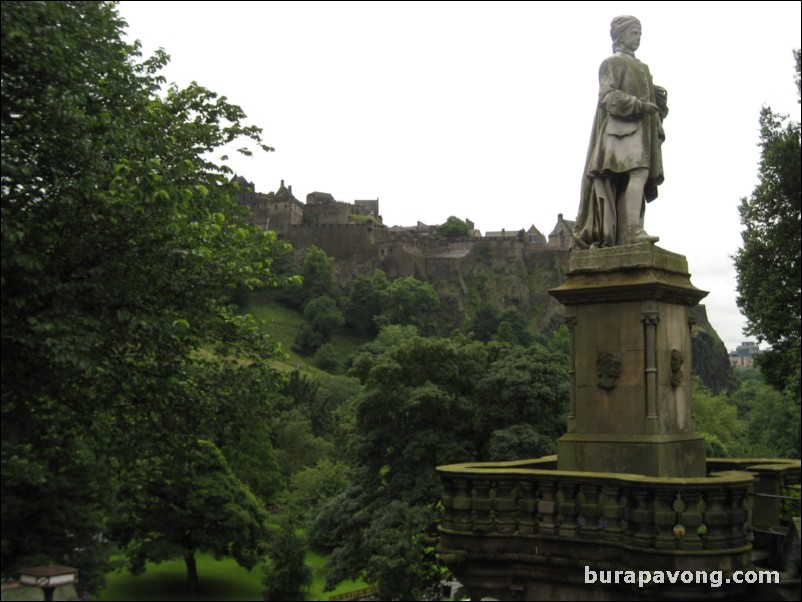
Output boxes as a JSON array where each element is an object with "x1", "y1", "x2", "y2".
[{"x1": 550, "y1": 243, "x2": 707, "y2": 477}]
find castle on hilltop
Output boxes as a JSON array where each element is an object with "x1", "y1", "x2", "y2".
[
  {"x1": 235, "y1": 178, "x2": 738, "y2": 391},
  {"x1": 235, "y1": 177, "x2": 574, "y2": 278},
  {"x1": 235, "y1": 177, "x2": 380, "y2": 232}
]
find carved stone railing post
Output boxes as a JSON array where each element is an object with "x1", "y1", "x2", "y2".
[
  {"x1": 471, "y1": 478, "x2": 494, "y2": 534},
  {"x1": 579, "y1": 483, "x2": 602, "y2": 540},
  {"x1": 678, "y1": 491, "x2": 705, "y2": 550},
  {"x1": 538, "y1": 480, "x2": 559, "y2": 536},
  {"x1": 494, "y1": 477, "x2": 518, "y2": 533},
  {"x1": 726, "y1": 486, "x2": 750, "y2": 548},
  {"x1": 558, "y1": 482, "x2": 579, "y2": 538},
  {"x1": 630, "y1": 489, "x2": 656, "y2": 548},
  {"x1": 601, "y1": 483, "x2": 624, "y2": 543},
  {"x1": 703, "y1": 490, "x2": 730, "y2": 549},
  {"x1": 451, "y1": 477, "x2": 473, "y2": 533},
  {"x1": 653, "y1": 489, "x2": 678, "y2": 549},
  {"x1": 516, "y1": 479, "x2": 537, "y2": 534}
]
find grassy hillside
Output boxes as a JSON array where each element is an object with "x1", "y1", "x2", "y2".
[{"x1": 245, "y1": 300, "x2": 368, "y2": 375}]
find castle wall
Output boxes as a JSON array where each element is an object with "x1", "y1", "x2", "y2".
[
  {"x1": 303, "y1": 199, "x2": 376, "y2": 225},
  {"x1": 239, "y1": 192, "x2": 303, "y2": 233},
  {"x1": 284, "y1": 223, "x2": 572, "y2": 283},
  {"x1": 285, "y1": 223, "x2": 377, "y2": 264}
]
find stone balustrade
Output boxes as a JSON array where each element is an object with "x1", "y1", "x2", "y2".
[{"x1": 437, "y1": 456, "x2": 802, "y2": 553}]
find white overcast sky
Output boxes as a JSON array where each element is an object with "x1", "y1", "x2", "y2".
[{"x1": 118, "y1": 1, "x2": 801, "y2": 353}]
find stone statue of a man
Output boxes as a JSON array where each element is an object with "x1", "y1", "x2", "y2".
[{"x1": 572, "y1": 15, "x2": 668, "y2": 249}]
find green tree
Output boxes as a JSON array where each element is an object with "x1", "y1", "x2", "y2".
[
  {"x1": 1, "y1": 1, "x2": 283, "y2": 592},
  {"x1": 473, "y1": 342, "x2": 568, "y2": 458},
  {"x1": 261, "y1": 519, "x2": 312, "y2": 602},
  {"x1": 273, "y1": 410, "x2": 335, "y2": 478},
  {"x1": 292, "y1": 295, "x2": 344, "y2": 355},
  {"x1": 730, "y1": 370, "x2": 800, "y2": 458},
  {"x1": 734, "y1": 50, "x2": 801, "y2": 402},
  {"x1": 343, "y1": 269, "x2": 389, "y2": 335},
  {"x1": 122, "y1": 441, "x2": 270, "y2": 592},
  {"x1": 466, "y1": 304, "x2": 532, "y2": 345},
  {"x1": 692, "y1": 378, "x2": 745, "y2": 457},
  {"x1": 377, "y1": 276, "x2": 440, "y2": 333},
  {"x1": 350, "y1": 336, "x2": 484, "y2": 501},
  {"x1": 313, "y1": 342, "x2": 344, "y2": 373},
  {"x1": 316, "y1": 334, "x2": 569, "y2": 598},
  {"x1": 436, "y1": 216, "x2": 472, "y2": 239},
  {"x1": 275, "y1": 245, "x2": 334, "y2": 309},
  {"x1": 493, "y1": 321, "x2": 519, "y2": 344},
  {"x1": 301, "y1": 246, "x2": 336, "y2": 303},
  {"x1": 223, "y1": 417, "x2": 284, "y2": 504},
  {"x1": 499, "y1": 308, "x2": 533, "y2": 346},
  {"x1": 318, "y1": 336, "x2": 483, "y2": 597},
  {"x1": 487, "y1": 424, "x2": 556, "y2": 460},
  {"x1": 283, "y1": 459, "x2": 351, "y2": 529},
  {"x1": 467, "y1": 303, "x2": 502, "y2": 342},
  {"x1": 280, "y1": 370, "x2": 361, "y2": 446}
]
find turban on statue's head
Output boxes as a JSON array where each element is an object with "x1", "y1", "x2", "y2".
[{"x1": 610, "y1": 15, "x2": 641, "y2": 42}]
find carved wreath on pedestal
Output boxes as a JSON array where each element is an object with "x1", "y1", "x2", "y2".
[{"x1": 597, "y1": 351, "x2": 621, "y2": 390}]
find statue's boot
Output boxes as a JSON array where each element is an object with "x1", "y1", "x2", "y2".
[{"x1": 627, "y1": 225, "x2": 659, "y2": 244}]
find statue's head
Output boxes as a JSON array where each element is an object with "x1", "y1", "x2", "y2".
[{"x1": 610, "y1": 15, "x2": 641, "y2": 53}]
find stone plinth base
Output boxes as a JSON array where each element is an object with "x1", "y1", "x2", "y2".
[
  {"x1": 550, "y1": 243, "x2": 708, "y2": 478},
  {"x1": 557, "y1": 432, "x2": 706, "y2": 477}
]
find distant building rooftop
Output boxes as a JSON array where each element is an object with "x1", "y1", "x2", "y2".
[{"x1": 729, "y1": 341, "x2": 762, "y2": 370}]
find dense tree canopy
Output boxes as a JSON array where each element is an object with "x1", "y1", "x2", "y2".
[
  {"x1": 692, "y1": 372, "x2": 801, "y2": 460},
  {"x1": 1, "y1": 1, "x2": 284, "y2": 592},
  {"x1": 731, "y1": 370, "x2": 800, "y2": 459},
  {"x1": 316, "y1": 333, "x2": 569, "y2": 598},
  {"x1": 734, "y1": 50, "x2": 801, "y2": 402},
  {"x1": 376, "y1": 276, "x2": 440, "y2": 333}
]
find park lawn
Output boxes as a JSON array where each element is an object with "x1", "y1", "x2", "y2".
[
  {"x1": 95, "y1": 551, "x2": 369, "y2": 601},
  {"x1": 95, "y1": 555, "x2": 262, "y2": 601}
]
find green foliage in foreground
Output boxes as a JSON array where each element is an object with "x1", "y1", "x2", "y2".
[
  {"x1": 2, "y1": 1, "x2": 286, "y2": 594},
  {"x1": 734, "y1": 50, "x2": 801, "y2": 403}
]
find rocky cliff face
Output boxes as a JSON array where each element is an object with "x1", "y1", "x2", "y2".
[
  {"x1": 691, "y1": 305, "x2": 737, "y2": 394},
  {"x1": 282, "y1": 225, "x2": 734, "y2": 392}
]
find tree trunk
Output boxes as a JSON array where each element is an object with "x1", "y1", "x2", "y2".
[{"x1": 185, "y1": 550, "x2": 199, "y2": 592}]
